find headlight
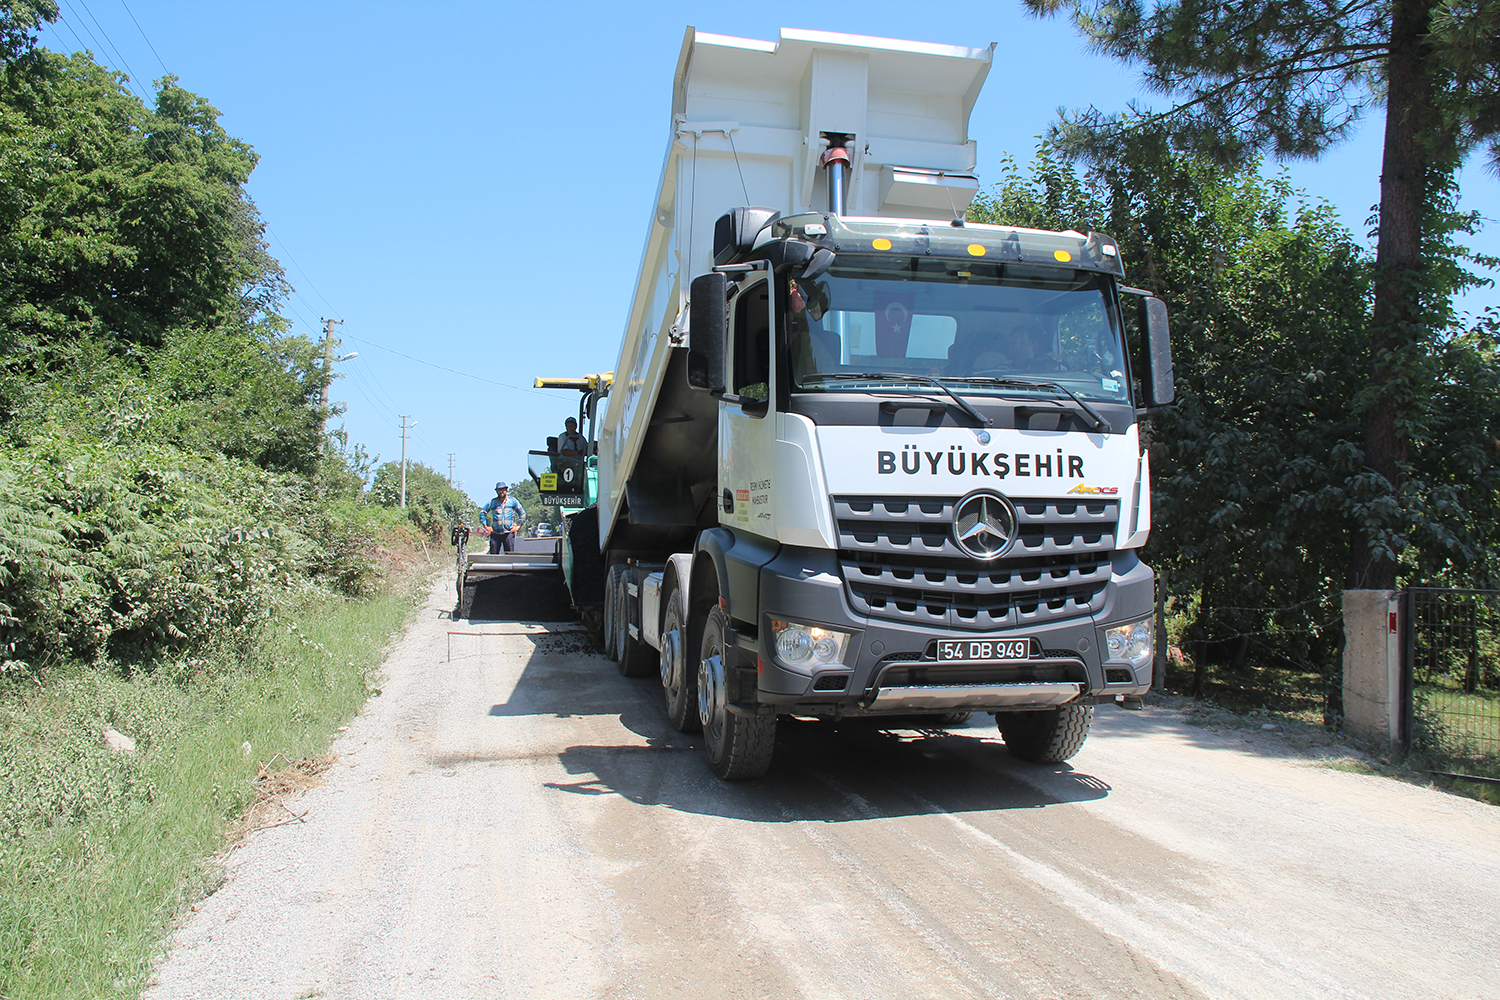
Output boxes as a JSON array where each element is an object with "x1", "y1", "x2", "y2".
[
  {"x1": 770, "y1": 619, "x2": 852, "y2": 667},
  {"x1": 1104, "y1": 618, "x2": 1154, "y2": 668}
]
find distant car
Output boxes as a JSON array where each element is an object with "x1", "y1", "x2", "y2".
[{"x1": 534, "y1": 523, "x2": 552, "y2": 537}]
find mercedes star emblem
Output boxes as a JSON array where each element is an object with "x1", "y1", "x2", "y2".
[{"x1": 952, "y1": 490, "x2": 1017, "y2": 560}]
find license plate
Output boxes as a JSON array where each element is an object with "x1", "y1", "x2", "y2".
[{"x1": 935, "y1": 639, "x2": 1031, "y2": 662}]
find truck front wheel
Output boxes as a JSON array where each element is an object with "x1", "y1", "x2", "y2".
[
  {"x1": 697, "y1": 607, "x2": 775, "y2": 780},
  {"x1": 660, "y1": 590, "x2": 700, "y2": 732},
  {"x1": 995, "y1": 704, "x2": 1093, "y2": 762}
]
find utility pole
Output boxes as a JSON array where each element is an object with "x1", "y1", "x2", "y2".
[
  {"x1": 448, "y1": 453, "x2": 455, "y2": 484},
  {"x1": 318, "y1": 319, "x2": 356, "y2": 440},
  {"x1": 399, "y1": 416, "x2": 416, "y2": 507}
]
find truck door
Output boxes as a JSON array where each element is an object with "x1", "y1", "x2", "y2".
[{"x1": 719, "y1": 274, "x2": 777, "y2": 539}]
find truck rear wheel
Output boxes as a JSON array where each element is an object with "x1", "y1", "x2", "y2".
[
  {"x1": 995, "y1": 704, "x2": 1093, "y2": 762},
  {"x1": 602, "y1": 565, "x2": 625, "y2": 660},
  {"x1": 660, "y1": 590, "x2": 699, "y2": 732},
  {"x1": 619, "y1": 613, "x2": 657, "y2": 678},
  {"x1": 698, "y1": 607, "x2": 775, "y2": 780}
]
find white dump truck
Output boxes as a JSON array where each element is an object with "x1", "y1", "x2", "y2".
[{"x1": 561, "y1": 27, "x2": 1174, "y2": 779}]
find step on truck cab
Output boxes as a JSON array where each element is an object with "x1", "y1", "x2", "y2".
[{"x1": 571, "y1": 27, "x2": 1173, "y2": 779}]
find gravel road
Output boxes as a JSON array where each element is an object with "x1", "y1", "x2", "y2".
[{"x1": 145, "y1": 572, "x2": 1500, "y2": 1000}]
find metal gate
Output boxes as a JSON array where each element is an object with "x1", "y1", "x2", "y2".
[{"x1": 1400, "y1": 588, "x2": 1500, "y2": 776}]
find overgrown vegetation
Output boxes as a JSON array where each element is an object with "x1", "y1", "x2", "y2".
[
  {"x1": 368, "y1": 460, "x2": 480, "y2": 538},
  {"x1": 0, "y1": 5, "x2": 448, "y2": 996},
  {"x1": 0, "y1": 3, "x2": 416, "y2": 680}
]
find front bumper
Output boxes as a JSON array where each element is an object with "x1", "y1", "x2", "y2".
[{"x1": 739, "y1": 545, "x2": 1155, "y2": 716}]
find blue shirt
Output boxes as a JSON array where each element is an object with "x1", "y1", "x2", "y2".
[{"x1": 480, "y1": 495, "x2": 525, "y2": 533}]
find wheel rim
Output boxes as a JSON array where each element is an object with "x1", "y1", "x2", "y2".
[
  {"x1": 698, "y1": 647, "x2": 725, "y2": 738},
  {"x1": 661, "y1": 624, "x2": 680, "y2": 690}
]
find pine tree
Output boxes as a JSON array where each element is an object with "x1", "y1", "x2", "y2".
[{"x1": 1027, "y1": 0, "x2": 1500, "y2": 588}]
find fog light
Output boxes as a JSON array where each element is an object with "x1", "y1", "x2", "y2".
[
  {"x1": 770, "y1": 619, "x2": 852, "y2": 668},
  {"x1": 1104, "y1": 618, "x2": 1154, "y2": 669},
  {"x1": 812, "y1": 634, "x2": 840, "y2": 663}
]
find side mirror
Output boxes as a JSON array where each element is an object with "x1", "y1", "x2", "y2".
[
  {"x1": 1140, "y1": 297, "x2": 1174, "y2": 406},
  {"x1": 687, "y1": 272, "x2": 727, "y2": 393}
]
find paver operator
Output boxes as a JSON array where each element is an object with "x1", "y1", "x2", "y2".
[
  {"x1": 479, "y1": 481, "x2": 526, "y2": 554},
  {"x1": 557, "y1": 417, "x2": 588, "y2": 457}
]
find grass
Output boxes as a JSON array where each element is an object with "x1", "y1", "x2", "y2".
[
  {"x1": 1161, "y1": 659, "x2": 1337, "y2": 720},
  {"x1": 0, "y1": 559, "x2": 436, "y2": 1000},
  {"x1": 1413, "y1": 686, "x2": 1500, "y2": 758}
]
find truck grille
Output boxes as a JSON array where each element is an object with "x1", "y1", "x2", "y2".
[{"x1": 834, "y1": 495, "x2": 1116, "y2": 630}]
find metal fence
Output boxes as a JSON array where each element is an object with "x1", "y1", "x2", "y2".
[{"x1": 1401, "y1": 588, "x2": 1500, "y2": 769}]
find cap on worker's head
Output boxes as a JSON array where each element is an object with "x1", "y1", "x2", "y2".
[
  {"x1": 565, "y1": 417, "x2": 577, "y2": 427},
  {"x1": 494, "y1": 481, "x2": 507, "y2": 491}
]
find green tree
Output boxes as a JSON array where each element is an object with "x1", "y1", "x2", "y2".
[
  {"x1": 0, "y1": 1, "x2": 56, "y2": 64},
  {"x1": 0, "y1": 43, "x2": 330, "y2": 474},
  {"x1": 509, "y1": 478, "x2": 560, "y2": 534},
  {"x1": 369, "y1": 461, "x2": 479, "y2": 538},
  {"x1": 1025, "y1": 0, "x2": 1500, "y2": 589}
]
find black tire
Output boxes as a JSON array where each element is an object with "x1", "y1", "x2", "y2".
[
  {"x1": 698, "y1": 607, "x2": 775, "y2": 780},
  {"x1": 660, "y1": 589, "x2": 699, "y2": 732},
  {"x1": 995, "y1": 704, "x2": 1093, "y2": 762},
  {"x1": 619, "y1": 610, "x2": 657, "y2": 678},
  {"x1": 610, "y1": 566, "x2": 655, "y2": 677},
  {"x1": 602, "y1": 565, "x2": 625, "y2": 660},
  {"x1": 936, "y1": 711, "x2": 974, "y2": 727}
]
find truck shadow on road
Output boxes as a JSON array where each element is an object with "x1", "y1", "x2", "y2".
[
  {"x1": 546, "y1": 712, "x2": 1111, "y2": 823},
  {"x1": 475, "y1": 604, "x2": 1112, "y2": 821}
]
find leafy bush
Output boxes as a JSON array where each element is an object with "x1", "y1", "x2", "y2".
[
  {"x1": 369, "y1": 460, "x2": 480, "y2": 538},
  {"x1": 0, "y1": 431, "x2": 416, "y2": 678}
]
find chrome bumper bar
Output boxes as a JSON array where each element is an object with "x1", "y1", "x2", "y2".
[{"x1": 867, "y1": 681, "x2": 1084, "y2": 712}]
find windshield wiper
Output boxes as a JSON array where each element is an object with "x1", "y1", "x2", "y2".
[
  {"x1": 804, "y1": 372, "x2": 992, "y2": 427},
  {"x1": 941, "y1": 376, "x2": 1112, "y2": 434}
]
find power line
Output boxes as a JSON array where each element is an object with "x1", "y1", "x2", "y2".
[
  {"x1": 351, "y1": 355, "x2": 405, "y2": 414},
  {"x1": 339, "y1": 333, "x2": 552, "y2": 397},
  {"x1": 56, "y1": 0, "x2": 145, "y2": 104},
  {"x1": 117, "y1": 0, "x2": 167, "y2": 77},
  {"x1": 265, "y1": 227, "x2": 344, "y2": 323},
  {"x1": 342, "y1": 368, "x2": 397, "y2": 424},
  {"x1": 48, "y1": 8, "x2": 93, "y2": 70},
  {"x1": 75, "y1": 0, "x2": 144, "y2": 93},
  {"x1": 344, "y1": 363, "x2": 401, "y2": 422}
]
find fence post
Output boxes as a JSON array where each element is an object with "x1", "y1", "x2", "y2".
[
  {"x1": 1341, "y1": 589, "x2": 1401, "y2": 746},
  {"x1": 1399, "y1": 589, "x2": 1414, "y2": 748}
]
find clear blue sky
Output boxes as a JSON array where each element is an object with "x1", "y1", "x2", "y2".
[{"x1": 39, "y1": 2, "x2": 1499, "y2": 504}]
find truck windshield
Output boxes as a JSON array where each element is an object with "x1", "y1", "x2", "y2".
[{"x1": 785, "y1": 257, "x2": 1130, "y2": 403}]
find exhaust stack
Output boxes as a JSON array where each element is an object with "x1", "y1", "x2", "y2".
[{"x1": 821, "y1": 139, "x2": 851, "y2": 216}]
